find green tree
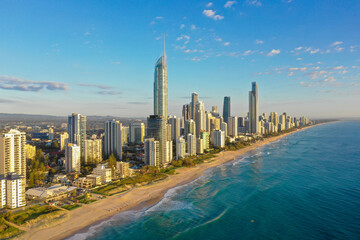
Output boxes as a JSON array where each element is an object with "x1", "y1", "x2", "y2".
[
  {"x1": 52, "y1": 141, "x2": 60, "y2": 149},
  {"x1": 108, "y1": 154, "x2": 117, "y2": 170},
  {"x1": 28, "y1": 172, "x2": 35, "y2": 187}
]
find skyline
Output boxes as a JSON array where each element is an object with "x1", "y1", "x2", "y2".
[{"x1": 0, "y1": 0, "x2": 359, "y2": 118}]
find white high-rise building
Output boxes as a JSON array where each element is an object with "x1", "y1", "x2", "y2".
[
  {"x1": 0, "y1": 176, "x2": 6, "y2": 208},
  {"x1": 176, "y1": 137, "x2": 186, "y2": 160},
  {"x1": 60, "y1": 132, "x2": 69, "y2": 151},
  {"x1": 0, "y1": 129, "x2": 26, "y2": 178},
  {"x1": 104, "y1": 120, "x2": 122, "y2": 159},
  {"x1": 5, "y1": 172, "x2": 25, "y2": 209},
  {"x1": 85, "y1": 139, "x2": 102, "y2": 164},
  {"x1": 221, "y1": 122, "x2": 228, "y2": 138},
  {"x1": 67, "y1": 113, "x2": 86, "y2": 159},
  {"x1": 144, "y1": 138, "x2": 160, "y2": 166},
  {"x1": 187, "y1": 134, "x2": 196, "y2": 156},
  {"x1": 165, "y1": 140, "x2": 173, "y2": 164},
  {"x1": 168, "y1": 116, "x2": 180, "y2": 141},
  {"x1": 214, "y1": 130, "x2": 225, "y2": 148},
  {"x1": 249, "y1": 82, "x2": 259, "y2": 134},
  {"x1": 154, "y1": 38, "x2": 168, "y2": 120},
  {"x1": 195, "y1": 101, "x2": 206, "y2": 138},
  {"x1": 228, "y1": 116, "x2": 238, "y2": 137},
  {"x1": 65, "y1": 143, "x2": 81, "y2": 173}
]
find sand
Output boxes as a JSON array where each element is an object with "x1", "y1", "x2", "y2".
[{"x1": 21, "y1": 125, "x2": 320, "y2": 240}]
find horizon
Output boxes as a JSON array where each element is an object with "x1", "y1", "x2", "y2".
[{"x1": 0, "y1": 0, "x2": 359, "y2": 118}]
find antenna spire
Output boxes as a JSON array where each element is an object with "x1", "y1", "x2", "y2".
[{"x1": 163, "y1": 34, "x2": 166, "y2": 57}]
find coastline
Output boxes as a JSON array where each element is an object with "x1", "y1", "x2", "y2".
[{"x1": 21, "y1": 123, "x2": 326, "y2": 240}]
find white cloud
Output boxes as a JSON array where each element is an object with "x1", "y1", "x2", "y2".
[
  {"x1": 0, "y1": 76, "x2": 68, "y2": 92},
  {"x1": 310, "y1": 48, "x2": 320, "y2": 54},
  {"x1": 155, "y1": 16, "x2": 164, "y2": 20},
  {"x1": 288, "y1": 72, "x2": 294, "y2": 76},
  {"x1": 334, "y1": 46, "x2": 344, "y2": 52},
  {"x1": 224, "y1": 1, "x2": 237, "y2": 8},
  {"x1": 266, "y1": 49, "x2": 280, "y2": 56},
  {"x1": 255, "y1": 39, "x2": 264, "y2": 44},
  {"x1": 84, "y1": 32, "x2": 90, "y2": 36},
  {"x1": 332, "y1": 66, "x2": 346, "y2": 70},
  {"x1": 296, "y1": 58, "x2": 303, "y2": 60},
  {"x1": 191, "y1": 24, "x2": 197, "y2": 30},
  {"x1": 180, "y1": 24, "x2": 185, "y2": 29},
  {"x1": 215, "y1": 38, "x2": 223, "y2": 42},
  {"x1": 176, "y1": 35, "x2": 190, "y2": 41},
  {"x1": 155, "y1": 36, "x2": 162, "y2": 40},
  {"x1": 247, "y1": 0, "x2": 262, "y2": 6},
  {"x1": 223, "y1": 42, "x2": 230, "y2": 46},
  {"x1": 294, "y1": 46, "x2": 303, "y2": 51},
  {"x1": 330, "y1": 41, "x2": 343, "y2": 47},
  {"x1": 206, "y1": 2, "x2": 213, "y2": 7},
  {"x1": 191, "y1": 57, "x2": 202, "y2": 61},
  {"x1": 203, "y1": 9, "x2": 224, "y2": 20}
]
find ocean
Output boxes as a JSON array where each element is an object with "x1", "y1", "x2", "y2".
[{"x1": 68, "y1": 121, "x2": 360, "y2": 240}]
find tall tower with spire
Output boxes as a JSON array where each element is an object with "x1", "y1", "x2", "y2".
[{"x1": 154, "y1": 35, "x2": 168, "y2": 119}]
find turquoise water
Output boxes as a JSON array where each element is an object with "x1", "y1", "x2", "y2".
[{"x1": 69, "y1": 121, "x2": 360, "y2": 240}]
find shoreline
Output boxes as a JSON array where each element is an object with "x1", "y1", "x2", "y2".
[{"x1": 21, "y1": 123, "x2": 327, "y2": 240}]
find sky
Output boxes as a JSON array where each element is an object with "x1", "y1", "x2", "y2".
[{"x1": 0, "y1": 0, "x2": 359, "y2": 119}]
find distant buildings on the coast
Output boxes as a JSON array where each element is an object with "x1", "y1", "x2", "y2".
[{"x1": 0, "y1": 39, "x2": 313, "y2": 211}]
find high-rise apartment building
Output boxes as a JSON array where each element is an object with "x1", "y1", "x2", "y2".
[
  {"x1": 191, "y1": 92, "x2": 199, "y2": 120},
  {"x1": 168, "y1": 116, "x2": 181, "y2": 141},
  {"x1": 228, "y1": 116, "x2": 238, "y2": 137},
  {"x1": 5, "y1": 173, "x2": 25, "y2": 209},
  {"x1": 182, "y1": 104, "x2": 191, "y2": 122},
  {"x1": 144, "y1": 138, "x2": 159, "y2": 166},
  {"x1": 0, "y1": 129, "x2": 26, "y2": 178},
  {"x1": 223, "y1": 96, "x2": 231, "y2": 123},
  {"x1": 214, "y1": 130, "x2": 225, "y2": 148},
  {"x1": 147, "y1": 115, "x2": 172, "y2": 166},
  {"x1": 67, "y1": 113, "x2": 86, "y2": 159},
  {"x1": 129, "y1": 122, "x2": 145, "y2": 144},
  {"x1": 175, "y1": 137, "x2": 186, "y2": 160},
  {"x1": 249, "y1": 82, "x2": 259, "y2": 134},
  {"x1": 65, "y1": 143, "x2": 80, "y2": 173},
  {"x1": 104, "y1": 120, "x2": 122, "y2": 159},
  {"x1": 185, "y1": 119, "x2": 196, "y2": 136},
  {"x1": 187, "y1": 134, "x2": 196, "y2": 156},
  {"x1": 195, "y1": 101, "x2": 206, "y2": 138},
  {"x1": 60, "y1": 132, "x2": 69, "y2": 151},
  {"x1": 84, "y1": 139, "x2": 102, "y2": 164}
]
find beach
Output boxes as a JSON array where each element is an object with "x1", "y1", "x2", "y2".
[{"x1": 21, "y1": 125, "x2": 318, "y2": 240}]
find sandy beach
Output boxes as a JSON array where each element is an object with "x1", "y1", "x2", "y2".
[{"x1": 21, "y1": 125, "x2": 320, "y2": 240}]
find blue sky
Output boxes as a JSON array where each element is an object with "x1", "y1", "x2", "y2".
[{"x1": 0, "y1": 0, "x2": 359, "y2": 118}]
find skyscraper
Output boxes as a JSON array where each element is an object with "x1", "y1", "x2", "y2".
[
  {"x1": 191, "y1": 92, "x2": 199, "y2": 120},
  {"x1": 0, "y1": 129, "x2": 26, "y2": 177},
  {"x1": 195, "y1": 101, "x2": 205, "y2": 138},
  {"x1": 249, "y1": 82, "x2": 259, "y2": 134},
  {"x1": 168, "y1": 116, "x2": 180, "y2": 141},
  {"x1": 129, "y1": 122, "x2": 145, "y2": 144},
  {"x1": 104, "y1": 120, "x2": 122, "y2": 159},
  {"x1": 223, "y1": 96, "x2": 231, "y2": 123},
  {"x1": 67, "y1": 113, "x2": 86, "y2": 159},
  {"x1": 146, "y1": 115, "x2": 171, "y2": 166},
  {"x1": 154, "y1": 38, "x2": 168, "y2": 119}
]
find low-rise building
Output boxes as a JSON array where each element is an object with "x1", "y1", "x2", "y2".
[
  {"x1": 116, "y1": 162, "x2": 131, "y2": 178},
  {"x1": 72, "y1": 178, "x2": 93, "y2": 189},
  {"x1": 25, "y1": 184, "x2": 77, "y2": 202},
  {"x1": 86, "y1": 174, "x2": 102, "y2": 186},
  {"x1": 93, "y1": 164, "x2": 112, "y2": 184}
]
